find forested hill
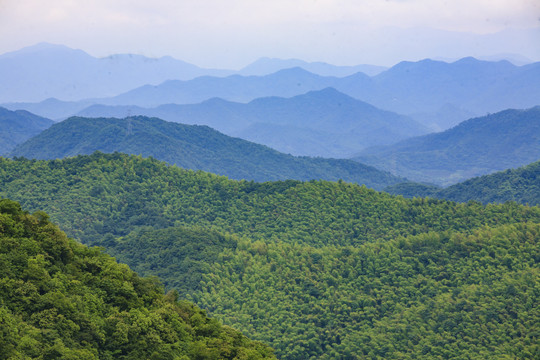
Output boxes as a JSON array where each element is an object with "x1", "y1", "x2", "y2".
[
  {"x1": 0, "y1": 199, "x2": 275, "y2": 359},
  {"x1": 1, "y1": 153, "x2": 538, "y2": 247},
  {"x1": 0, "y1": 153, "x2": 539, "y2": 359},
  {"x1": 353, "y1": 106, "x2": 540, "y2": 186},
  {"x1": 9, "y1": 115, "x2": 405, "y2": 190},
  {"x1": 0, "y1": 106, "x2": 53, "y2": 155},
  {"x1": 385, "y1": 160, "x2": 540, "y2": 206}
]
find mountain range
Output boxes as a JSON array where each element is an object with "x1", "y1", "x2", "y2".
[
  {"x1": 75, "y1": 88, "x2": 429, "y2": 157},
  {"x1": 353, "y1": 107, "x2": 540, "y2": 186},
  {"x1": 3, "y1": 44, "x2": 540, "y2": 133},
  {"x1": 9, "y1": 116, "x2": 405, "y2": 189},
  {"x1": 0, "y1": 43, "x2": 383, "y2": 103}
]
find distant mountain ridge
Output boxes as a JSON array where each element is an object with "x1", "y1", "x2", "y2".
[
  {"x1": 74, "y1": 88, "x2": 428, "y2": 158},
  {"x1": 354, "y1": 107, "x2": 540, "y2": 186},
  {"x1": 0, "y1": 43, "x2": 232, "y2": 103},
  {"x1": 10, "y1": 116, "x2": 406, "y2": 189},
  {"x1": 3, "y1": 44, "x2": 540, "y2": 132},
  {"x1": 0, "y1": 106, "x2": 53, "y2": 154},
  {"x1": 0, "y1": 43, "x2": 383, "y2": 103},
  {"x1": 238, "y1": 57, "x2": 387, "y2": 77}
]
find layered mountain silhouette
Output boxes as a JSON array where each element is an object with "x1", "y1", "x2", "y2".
[
  {"x1": 4, "y1": 45, "x2": 540, "y2": 132},
  {"x1": 0, "y1": 106, "x2": 53, "y2": 154},
  {"x1": 10, "y1": 116, "x2": 405, "y2": 189},
  {"x1": 75, "y1": 88, "x2": 428, "y2": 157},
  {"x1": 354, "y1": 107, "x2": 540, "y2": 186}
]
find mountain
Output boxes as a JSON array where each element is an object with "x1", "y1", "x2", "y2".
[
  {"x1": 0, "y1": 153, "x2": 538, "y2": 359},
  {"x1": 0, "y1": 43, "x2": 232, "y2": 103},
  {"x1": 239, "y1": 57, "x2": 387, "y2": 76},
  {"x1": 386, "y1": 160, "x2": 540, "y2": 206},
  {"x1": 0, "y1": 106, "x2": 53, "y2": 154},
  {"x1": 75, "y1": 88, "x2": 428, "y2": 157},
  {"x1": 0, "y1": 198, "x2": 274, "y2": 359},
  {"x1": 101, "y1": 57, "x2": 540, "y2": 129},
  {"x1": 353, "y1": 107, "x2": 540, "y2": 186},
  {"x1": 9, "y1": 116, "x2": 405, "y2": 189},
  {"x1": 98, "y1": 67, "x2": 340, "y2": 107},
  {"x1": 339, "y1": 57, "x2": 540, "y2": 115},
  {"x1": 5, "y1": 55, "x2": 540, "y2": 132}
]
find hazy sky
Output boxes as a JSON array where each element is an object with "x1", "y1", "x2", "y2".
[{"x1": 1, "y1": 0, "x2": 539, "y2": 68}]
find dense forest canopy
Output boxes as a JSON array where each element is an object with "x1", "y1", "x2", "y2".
[
  {"x1": 1, "y1": 153, "x2": 539, "y2": 247},
  {"x1": 0, "y1": 153, "x2": 539, "y2": 359},
  {"x1": 0, "y1": 199, "x2": 275, "y2": 359}
]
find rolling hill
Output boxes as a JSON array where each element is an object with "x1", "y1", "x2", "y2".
[
  {"x1": 0, "y1": 106, "x2": 53, "y2": 155},
  {"x1": 0, "y1": 153, "x2": 538, "y2": 359},
  {"x1": 9, "y1": 116, "x2": 405, "y2": 189},
  {"x1": 353, "y1": 107, "x2": 540, "y2": 186}
]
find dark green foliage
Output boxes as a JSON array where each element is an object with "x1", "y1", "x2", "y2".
[
  {"x1": 355, "y1": 107, "x2": 540, "y2": 186},
  {"x1": 1, "y1": 153, "x2": 538, "y2": 247},
  {"x1": 437, "y1": 160, "x2": 540, "y2": 205},
  {"x1": 0, "y1": 107, "x2": 53, "y2": 155},
  {"x1": 108, "y1": 226, "x2": 238, "y2": 295},
  {"x1": 386, "y1": 160, "x2": 540, "y2": 206},
  {"x1": 10, "y1": 116, "x2": 405, "y2": 190},
  {"x1": 0, "y1": 199, "x2": 275, "y2": 359},
  {"x1": 383, "y1": 181, "x2": 440, "y2": 198},
  {"x1": 1, "y1": 153, "x2": 539, "y2": 359}
]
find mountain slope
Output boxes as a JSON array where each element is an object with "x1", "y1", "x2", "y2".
[
  {"x1": 385, "y1": 160, "x2": 540, "y2": 206},
  {"x1": 0, "y1": 106, "x2": 53, "y2": 154},
  {"x1": 0, "y1": 154, "x2": 539, "y2": 359},
  {"x1": 76, "y1": 88, "x2": 428, "y2": 157},
  {"x1": 354, "y1": 107, "x2": 540, "y2": 186},
  {"x1": 10, "y1": 116, "x2": 405, "y2": 189},
  {"x1": 0, "y1": 198, "x2": 274, "y2": 359},
  {"x1": 436, "y1": 160, "x2": 540, "y2": 205}
]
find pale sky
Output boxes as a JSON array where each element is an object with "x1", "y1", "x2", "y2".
[{"x1": 1, "y1": 0, "x2": 539, "y2": 68}]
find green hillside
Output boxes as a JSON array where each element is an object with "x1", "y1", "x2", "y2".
[
  {"x1": 0, "y1": 199, "x2": 274, "y2": 359},
  {"x1": 385, "y1": 160, "x2": 540, "y2": 206},
  {"x1": 1, "y1": 153, "x2": 538, "y2": 247},
  {"x1": 354, "y1": 107, "x2": 540, "y2": 186},
  {"x1": 1, "y1": 153, "x2": 539, "y2": 359},
  {"x1": 10, "y1": 116, "x2": 404, "y2": 190}
]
